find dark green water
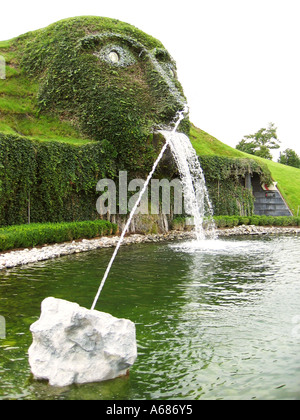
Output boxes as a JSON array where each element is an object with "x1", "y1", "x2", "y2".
[{"x1": 0, "y1": 235, "x2": 300, "y2": 400}]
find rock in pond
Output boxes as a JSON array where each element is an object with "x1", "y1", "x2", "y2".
[{"x1": 28, "y1": 297, "x2": 137, "y2": 387}]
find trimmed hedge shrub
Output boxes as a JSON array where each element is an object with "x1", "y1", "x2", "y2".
[
  {"x1": 213, "y1": 215, "x2": 300, "y2": 228},
  {"x1": 170, "y1": 215, "x2": 300, "y2": 230},
  {"x1": 0, "y1": 220, "x2": 117, "y2": 251}
]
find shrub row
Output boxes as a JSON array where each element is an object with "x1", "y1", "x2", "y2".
[
  {"x1": 0, "y1": 220, "x2": 118, "y2": 251},
  {"x1": 213, "y1": 215, "x2": 300, "y2": 228}
]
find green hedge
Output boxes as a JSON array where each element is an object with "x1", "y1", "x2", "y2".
[
  {"x1": 0, "y1": 220, "x2": 117, "y2": 251},
  {"x1": 213, "y1": 215, "x2": 300, "y2": 228},
  {"x1": 167, "y1": 215, "x2": 300, "y2": 232},
  {"x1": 0, "y1": 133, "x2": 170, "y2": 226},
  {"x1": 0, "y1": 134, "x2": 280, "y2": 227}
]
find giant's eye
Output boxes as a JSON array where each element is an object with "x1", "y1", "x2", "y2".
[
  {"x1": 94, "y1": 44, "x2": 136, "y2": 67},
  {"x1": 108, "y1": 51, "x2": 120, "y2": 63},
  {"x1": 162, "y1": 63, "x2": 176, "y2": 79}
]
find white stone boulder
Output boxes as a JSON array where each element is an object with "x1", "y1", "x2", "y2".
[{"x1": 28, "y1": 297, "x2": 137, "y2": 387}]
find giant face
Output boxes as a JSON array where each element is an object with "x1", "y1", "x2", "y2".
[{"x1": 19, "y1": 17, "x2": 189, "y2": 168}]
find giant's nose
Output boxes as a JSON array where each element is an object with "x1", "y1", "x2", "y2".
[{"x1": 145, "y1": 48, "x2": 187, "y2": 126}]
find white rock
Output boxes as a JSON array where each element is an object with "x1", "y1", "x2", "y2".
[{"x1": 28, "y1": 297, "x2": 137, "y2": 387}]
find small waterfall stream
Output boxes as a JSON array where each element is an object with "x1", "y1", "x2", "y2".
[{"x1": 159, "y1": 130, "x2": 217, "y2": 241}]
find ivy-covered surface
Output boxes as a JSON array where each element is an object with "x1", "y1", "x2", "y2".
[
  {"x1": 0, "y1": 133, "x2": 117, "y2": 226},
  {"x1": 1, "y1": 131, "x2": 272, "y2": 225},
  {"x1": 0, "y1": 16, "x2": 190, "y2": 226},
  {"x1": 0, "y1": 16, "x2": 278, "y2": 227}
]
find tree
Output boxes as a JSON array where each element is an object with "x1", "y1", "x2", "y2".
[
  {"x1": 236, "y1": 122, "x2": 280, "y2": 160},
  {"x1": 278, "y1": 148, "x2": 300, "y2": 168}
]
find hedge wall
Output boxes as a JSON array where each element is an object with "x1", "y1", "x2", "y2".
[
  {"x1": 0, "y1": 135, "x2": 274, "y2": 226},
  {"x1": 0, "y1": 133, "x2": 118, "y2": 226},
  {"x1": 0, "y1": 220, "x2": 117, "y2": 251}
]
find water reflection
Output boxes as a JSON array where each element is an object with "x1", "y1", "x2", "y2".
[
  {"x1": 169, "y1": 236, "x2": 300, "y2": 400},
  {"x1": 172, "y1": 237, "x2": 276, "y2": 308},
  {"x1": 0, "y1": 236, "x2": 300, "y2": 399}
]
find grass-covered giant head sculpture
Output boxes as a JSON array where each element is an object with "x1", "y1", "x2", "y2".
[
  {"x1": 26, "y1": 21, "x2": 187, "y2": 131},
  {"x1": 1, "y1": 16, "x2": 189, "y2": 171}
]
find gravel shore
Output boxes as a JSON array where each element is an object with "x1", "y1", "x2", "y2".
[{"x1": 0, "y1": 225, "x2": 299, "y2": 270}]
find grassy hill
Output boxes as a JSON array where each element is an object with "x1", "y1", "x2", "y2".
[
  {"x1": 0, "y1": 38, "x2": 92, "y2": 145},
  {"x1": 190, "y1": 125, "x2": 300, "y2": 215}
]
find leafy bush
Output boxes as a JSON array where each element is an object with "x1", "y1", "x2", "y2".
[
  {"x1": 272, "y1": 216, "x2": 296, "y2": 227},
  {"x1": 0, "y1": 220, "x2": 117, "y2": 251},
  {"x1": 238, "y1": 217, "x2": 250, "y2": 225},
  {"x1": 213, "y1": 216, "x2": 238, "y2": 228},
  {"x1": 248, "y1": 216, "x2": 260, "y2": 226}
]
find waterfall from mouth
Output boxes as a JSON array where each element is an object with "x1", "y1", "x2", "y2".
[{"x1": 159, "y1": 129, "x2": 217, "y2": 241}]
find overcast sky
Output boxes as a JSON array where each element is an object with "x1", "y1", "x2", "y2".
[{"x1": 1, "y1": 0, "x2": 300, "y2": 159}]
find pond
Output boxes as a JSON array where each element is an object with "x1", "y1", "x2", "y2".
[{"x1": 0, "y1": 235, "x2": 300, "y2": 400}]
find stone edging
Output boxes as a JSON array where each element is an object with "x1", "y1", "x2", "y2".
[{"x1": 0, "y1": 225, "x2": 299, "y2": 270}]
